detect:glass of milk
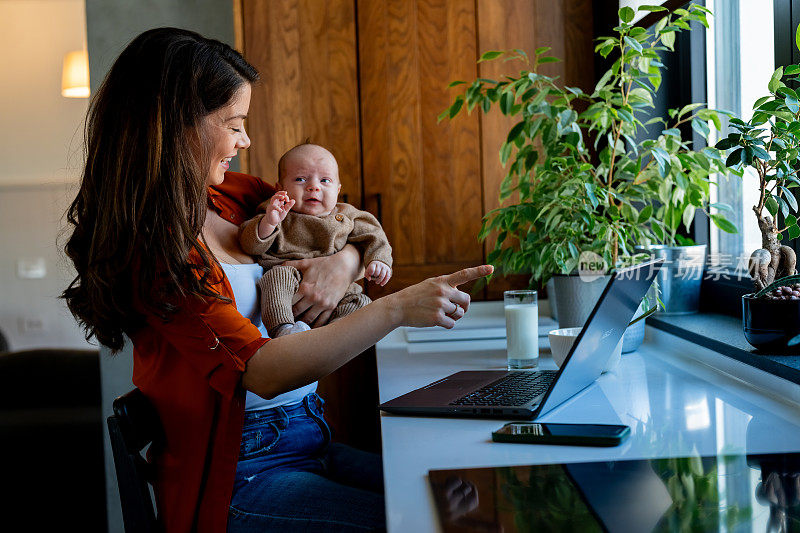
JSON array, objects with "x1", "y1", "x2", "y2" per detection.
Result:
[{"x1": 504, "y1": 290, "x2": 539, "y2": 369}]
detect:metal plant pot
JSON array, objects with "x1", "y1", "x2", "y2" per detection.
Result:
[
  {"x1": 551, "y1": 274, "x2": 645, "y2": 354},
  {"x1": 635, "y1": 244, "x2": 707, "y2": 315},
  {"x1": 552, "y1": 274, "x2": 610, "y2": 329}
]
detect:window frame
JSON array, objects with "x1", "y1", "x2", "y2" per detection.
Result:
[
  {"x1": 637, "y1": 0, "x2": 800, "y2": 316},
  {"x1": 700, "y1": 0, "x2": 800, "y2": 316}
]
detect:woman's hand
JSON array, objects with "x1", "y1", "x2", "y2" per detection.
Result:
[
  {"x1": 387, "y1": 265, "x2": 493, "y2": 329},
  {"x1": 282, "y1": 245, "x2": 361, "y2": 326}
]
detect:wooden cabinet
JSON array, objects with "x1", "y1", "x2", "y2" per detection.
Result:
[
  {"x1": 237, "y1": 0, "x2": 594, "y2": 450},
  {"x1": 241, "y1": 0, "x2": 362, "y2": 204}
]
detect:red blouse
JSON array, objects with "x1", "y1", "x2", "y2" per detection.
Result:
[{"x1": 132, "y1": 172, "x2": 276, "y2": 532}]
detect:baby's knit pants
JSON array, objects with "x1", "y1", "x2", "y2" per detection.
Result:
[{"x1": 258, "y1": 265, "x2": 371, "y2": 336}]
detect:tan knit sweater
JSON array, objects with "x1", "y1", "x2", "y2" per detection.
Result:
[{"x1": 239, "y1": 202, "x2": 393, "y2": 270}]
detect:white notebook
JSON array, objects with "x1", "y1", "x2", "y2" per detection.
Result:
[{"x1": 404, "y1": 303, "x2": 556, "y2": 343}]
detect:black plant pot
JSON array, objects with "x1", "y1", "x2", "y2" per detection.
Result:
[{"x1": 742, "y1": 294, "x2": 800, "y2": 353}]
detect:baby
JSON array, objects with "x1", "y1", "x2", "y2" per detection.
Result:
[{"x1": 239, "y1": 143, "x2": 393, "y2": 337}]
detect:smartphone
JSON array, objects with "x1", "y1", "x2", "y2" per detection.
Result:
[{"x1": 491, "y1": 422, "x2": 630, "y2": 447}]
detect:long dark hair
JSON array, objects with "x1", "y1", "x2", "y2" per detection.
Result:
[{"x1": 62, "y1": 28, "x2": 259, "y2": 352}]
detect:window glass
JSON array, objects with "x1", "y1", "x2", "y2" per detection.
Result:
[{"x1": 706, "y1": 0, "x2": 775, "y2": 273}]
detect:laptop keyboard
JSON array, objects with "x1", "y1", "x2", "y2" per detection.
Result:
[{"x1": 450, "y1": 370, "x2": 558, "y2": 407}]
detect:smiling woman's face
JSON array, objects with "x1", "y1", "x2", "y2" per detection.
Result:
[{"x1": 203, "y1": 83, "x2": 252, "y2": 186}]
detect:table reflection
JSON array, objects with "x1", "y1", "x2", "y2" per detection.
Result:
[{"x1": 429, "y1": 448, "x2": 800, "y2": 532}]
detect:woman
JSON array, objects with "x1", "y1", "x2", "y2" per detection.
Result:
[{"x1": 63, "y1": 28, "x2": 490, "y2": 532}]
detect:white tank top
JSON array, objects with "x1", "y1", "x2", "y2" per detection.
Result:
[{"x1": 219, "y1": 262, "x2": 316, "y2": 410}]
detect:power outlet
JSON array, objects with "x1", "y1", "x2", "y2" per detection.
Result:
[
  {"x1": 16, "y1": 257, "x2": 47, "y2": 279},
  {"x1": 18, "y1": 316, "x2": 45, "y2": 335}
]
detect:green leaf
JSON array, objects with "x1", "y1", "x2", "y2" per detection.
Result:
[
  {"x1": 584, "y1": 182, "x2": 599, "y2": 208},
  {"x1": 725, "y1": 148, "x2": 743, "y2": 167},
  {"x1": 449, "y1": 96, "x2": 464, "y2": 119},
  {"x1": 624, "y1": 36, "x2": 643, "y2": 53},
  {"x1": 781, "y1": 186, "x2": 799, "y2": 211},
  {"x1": 500, "y1": 91, "x2": 514, "y2": 115},
  {"x1": 691, "y1": 118, "x2": 711, "y2": 138},
  {"x1": 534, "y1": 46, "x2": 552, "y2": 56},
  {"x1": 694, "y1": 152, "x2": 710, "y2": 170},
  {"x1": 796, "y1": 22, "x2": 800, "y2": 55},
  {"x1": 766, "y1": 196, "x2": 780, "y2": 216},
  {"x1": 506, "y1": 121, "x2": 525, "y2": 144},
  {"x1": 711, "y1": 214, "x2": 738, "y2": 234},
  {"x1": 619, "y1": 6, "x2": 635, "y2": 22},
  {"x1": 639, "y1": 5, "x2": 666, "y2": 12},
  {"x1": 636, "y1": 205, "x2": 652, "y2": 224},
  {"x1": 594, "y1": 68, "x2": 614, "y2": 94},
  {"x1": 787, "y1": 214, "x2": 798, "y2": 226},
  {"x1": 682, "y1": 204, "x2": 697, "y2": 230},
  {"x1": 752, "y1": 145, "x2": 771, "y2": 161},
  {"x1": 651, "y1": 147, "x2": 671, "y2": 177},
  {"x1": 538, "y1": 56, "x2": 561, "y2": 64},
  {"x1": 479, "y1": 50, "x2": 503, "y2": 62},
  {"x1": 710, "y1": 202, "x2": 732, "y2": 214},
  {"x1": 499, "y1": 142, "x2": 512, "y2": 166},
  {"x1": 678, "y1": 103, "x2": 704, "y2": 119},
  {"x1": 753, "y1": 95, "x2": 772, "y2": 108},
  {"x1": 661, "y1": 30, "x2": 675, "y2": 50},
  {"x1": 769, "y1": 66, "x2": 784, "y2": 93},
  {"x1": 787, "y1": 65, "x2": 800, "y2": 76},
  {"x1": 715, "y1": 135, "x2": 740, "y2": 150},
  {"x1": 447, "y1": 80, "x2": 467, "y2": 88},
  {"x1": 778, "y1": 195, "x2": 791, "y2": 217}
]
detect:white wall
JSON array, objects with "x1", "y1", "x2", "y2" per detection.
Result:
[
  {"x1": 0, "y1": 0, "x2": 89, "y2": 187},
  {"x1": 0, "y1": 0, "x2": 92, "y2": 350},
  {"x1": 0, "y1": 182, "x2": 92, "y2": 350}
]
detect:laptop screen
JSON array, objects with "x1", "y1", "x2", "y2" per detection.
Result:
[{"x1": 536, "y1": 260, "x2": 663, "y2": 418}]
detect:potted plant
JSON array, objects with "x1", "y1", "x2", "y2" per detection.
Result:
[
  {"x1": 441, "y1": 3, "x2": 730, "y2": 344},
  {"x1": 633, "y1": 102, "x2": 736, "y2": 315},
  {"x1": 715, "y1": 47, "x2": 800, "y2": 352}
]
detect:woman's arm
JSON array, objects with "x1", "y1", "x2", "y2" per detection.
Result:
[
  {"x1": 282, "y1": 244, "x2": 361, "y2": 326},
  {"x1": 242, "y1": 265, "x2": 492, "y2": 399}
]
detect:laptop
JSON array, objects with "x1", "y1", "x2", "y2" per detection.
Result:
[{"x1": 379, "y1": 259, "x2": 664, "y2": 419}]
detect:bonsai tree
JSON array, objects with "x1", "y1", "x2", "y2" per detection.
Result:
[
  {"x1": 716, "y1": 60, "x2": 800, "y2": 290},
  {"x1": 441, "y1": 3, "x2": 734, "y2": 285}
]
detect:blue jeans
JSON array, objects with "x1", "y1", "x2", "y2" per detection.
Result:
[{"x1": 228, "y1": 393, "x2": 386, "y2": 532}]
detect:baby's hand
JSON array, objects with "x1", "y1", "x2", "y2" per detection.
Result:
[
  {"x1": 365, "y1": 261, "x2": 392, "y2": 286},
  {"x1": 264, "y1": 191, "x2": 295, "y2": 226}
]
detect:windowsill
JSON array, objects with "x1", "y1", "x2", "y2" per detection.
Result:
[{"x1": 648, "y1": 313, "x2": 800, "y2": 386}]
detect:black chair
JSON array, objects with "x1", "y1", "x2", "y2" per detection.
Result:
[
  {"x1": 107, "y1": 388, "x2": 163, "y2": 533},
  {"x1": 0, "y1": 348, "x2": 105, "y2": 531}
]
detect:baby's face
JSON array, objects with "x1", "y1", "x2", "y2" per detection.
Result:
[{"x1": 279, "y1": 146, "x2": 341, "y2": 216}]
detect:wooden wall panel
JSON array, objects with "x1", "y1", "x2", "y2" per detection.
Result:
[
  {"x1": 417, "y1": 0, "x2": 482, "y2": 264},
  {"x1": 359, "y1": 0, "x2": 483, "y2": 298},
  {"x1": 359, "y1": 0, "x2": 426, "y2": 266},
  {"x1": 476, "y1": 0, "x2": 595, "y2": 298},
  {"x1": 242, "y1": 0, "x2": 361, "y2": 203}
]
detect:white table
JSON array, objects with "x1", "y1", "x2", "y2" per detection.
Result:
[{"x1": 375, "y1": 302, "x2": 800, "y2": 532}]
